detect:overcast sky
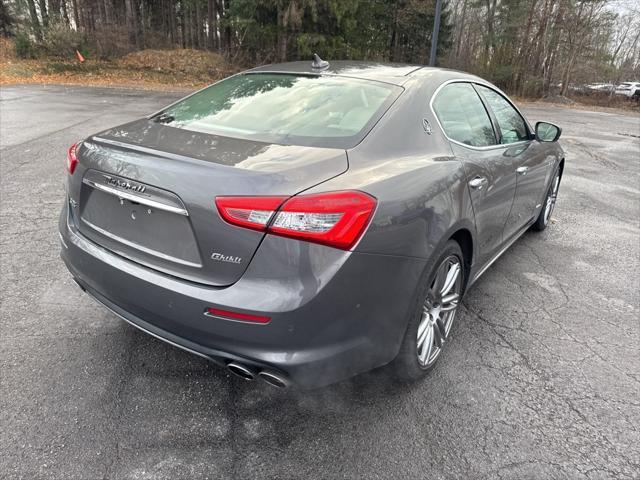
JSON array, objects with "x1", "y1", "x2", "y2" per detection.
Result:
[{"x1": 608, "y1": 0, "x2": 638, "y2": 14}]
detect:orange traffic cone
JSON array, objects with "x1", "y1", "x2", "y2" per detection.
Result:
[{"x1": 76, "y1": 50, "x2": 85, "y2": 63}]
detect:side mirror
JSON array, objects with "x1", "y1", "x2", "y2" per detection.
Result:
[{"x1": 535, "y1": 121, "x2": 561, "y2": 142}]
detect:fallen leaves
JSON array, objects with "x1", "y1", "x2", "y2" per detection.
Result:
[{"x1": 0, "y1": 45, "x2": 239, "y2": 91}]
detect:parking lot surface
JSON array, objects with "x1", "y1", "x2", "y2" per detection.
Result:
[{"x1": 1, "y1": 85, "x2": 639, "y2": 479}]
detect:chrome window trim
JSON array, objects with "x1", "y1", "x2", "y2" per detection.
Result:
[
  {"x1": 429, "y1": 78, "x2": 533, "y2": 152},
  {"x1": 473, "y1": 82, "x2": 533, "y2": 143}
]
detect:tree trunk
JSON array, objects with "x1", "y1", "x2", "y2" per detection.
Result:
[
  {"x1": 71, "y1": 0, "x2": 79, "y2": 29},
  {"x1": 38, "y1": 0, "x2": 49, "y2": 27},
  {"x1": 190, "y1": 3, "x2": 197, "y2": 48},
  {"x1": 512, "y1": 0, "x2": 537, "y2": 94},
  {"x1": 483, "y1": 0, "x2": 497, "y2": 64},
  {"x1": 559, "y1": 53, "x2": 577, "y2": 96},
  {"x1": 102, "y1": 0, "x2": 111, "y2": 25},
  {"x1": 223, "y1": 0, "x2": 231, "y2": 55},
  {"x1": 26, "y1": 0, "x2": 43, "y2": 40},
  {"x1": 277, "y1": 2, "x2": 288, "y2": 61},
  {"x1": 124, "y1": 0, "x2": 140, "y2": 49},
  {"x1": 388, "y1": 0, "x2": 400, "y2": 62},
  {"x1": 196, "y1": 2, "x2": 203, "y2": 49},
  {"x1": 208, "y1": 0, "x2": 217, "y2": 50},
  {"x1": 169, "y1": 0, "x2": 176, "y2": 45},
  {"x1": 454, "y1": 0, "x2": 467, "y2": 60},
  {"x1": 61, "y1": 0, "x2": 70, "y2": 25}
]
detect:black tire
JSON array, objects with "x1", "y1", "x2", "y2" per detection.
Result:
[
  {"x1": 531, "y1": 168, "x2": 561, "y2": 232},
  {"x1": 391, "y1": 239, "x2": 465, "y2": 382}
]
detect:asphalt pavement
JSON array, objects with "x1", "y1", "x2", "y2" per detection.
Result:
[{"x1": 1, "y1": 85, "x2": 639, "y2": 479}]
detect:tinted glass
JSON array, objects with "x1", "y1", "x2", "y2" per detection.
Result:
[
  {"x1": 476, "y1": 85, "x2": 529, "y2": 144},
  {"x1": 155, "y1": 73, "x2": 399, "y2": 148},
  {"x1": 432, "y1": 83, "x2": 496, "y2": 147}
]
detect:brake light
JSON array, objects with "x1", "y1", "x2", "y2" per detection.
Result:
[
  {"x1": 216, "y1": 191, "x2": 377, "y2": 250},
  {"x1": 215, "y1": 196, "x2": 288, "y2": 231},
  {"x1": 67, "y1": 142, "x2": 79, "y2": 174}
]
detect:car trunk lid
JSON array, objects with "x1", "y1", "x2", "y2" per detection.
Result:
[{"x1": 70, "y1": 119, "x2": 348, "y2": 286}]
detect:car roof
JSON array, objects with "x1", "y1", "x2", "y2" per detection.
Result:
[{"x1": 247, "y1": 60, "x2": 479, "y2": 86}]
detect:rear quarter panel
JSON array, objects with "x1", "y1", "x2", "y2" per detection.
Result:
[{"x1": 310, "y1": 72, "x2": 477, "y2": 265}]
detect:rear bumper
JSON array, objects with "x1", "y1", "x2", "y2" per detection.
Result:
[{"x1": 59, "y1": 201, "x2": 426, "y2": 388}]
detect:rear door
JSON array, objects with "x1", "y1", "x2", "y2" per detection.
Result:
[
  {"x1": 432, "y1": 82, "x2": 517, "y2": 265},
  {"x1": 474, "y1": 84, "x2": 551, "y2": 240}
]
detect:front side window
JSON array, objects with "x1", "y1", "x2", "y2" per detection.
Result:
[
  {"x1": 154, "y1": 73, "x2": 400, "y2": 149},
  {"x1": 432, "y1": 83, "x2": 496, "y2": 147},
  {"x1": 475, "y1": 85, "x2": 529, "y2": 144}
]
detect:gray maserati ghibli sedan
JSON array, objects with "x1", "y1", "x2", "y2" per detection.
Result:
[{"x1": 59, "y1": 59, "x2": 564, "y2": 388}]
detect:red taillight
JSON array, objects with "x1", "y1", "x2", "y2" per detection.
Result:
[
  {"x1": 205, "y1": 307, "x2": 271, "y2": 324},
  {"x1": 215, "y1": 191, "x2": 377, "y2": 250},
  {"x1": 215, "y1": 196, "x2": 288, "y2": 231},
  {"x1": 67, "y1": 142, "x2": 79, "y2": 174}
]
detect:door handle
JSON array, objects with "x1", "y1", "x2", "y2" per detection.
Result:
[
  {"x1": 516, "y1": 166, "x2": 529, "y2": 175},
  {"x1": 469, "y1": 176, "x2": 488, "y2": 190}
]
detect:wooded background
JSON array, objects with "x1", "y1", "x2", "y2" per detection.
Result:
[{"x1": 1, "y1": 0, "x2": 639, "y2": 97}]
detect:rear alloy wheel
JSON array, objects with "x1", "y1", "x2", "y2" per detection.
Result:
[
  {"x1": 392, "y1": 240, "x2": 465, "y2": 381},
  {"x1": 417, "y1": 255, "x2": 462, "y2": 368},
  {"x1": 532, "y1": 170, "x2": 561, "y2": 231}
]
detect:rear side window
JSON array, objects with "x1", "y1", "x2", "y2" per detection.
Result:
[
  {"x1": 154, "y1": 73, "x2": 401, "y2": 149},
  {"x1": 475, "y1": 85, "x2": 529, "y2": 144},
  {"x1": 432, "y1": 83, "x2": 496, "y2": 147}
]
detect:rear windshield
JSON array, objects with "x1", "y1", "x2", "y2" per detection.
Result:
[{"x1": 154, "y1": 73, "x2": 401, "y2": 149}]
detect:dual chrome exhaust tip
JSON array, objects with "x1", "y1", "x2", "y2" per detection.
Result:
[{"x1": 226, "y1": 361, "x2": 289, "y2": 388}]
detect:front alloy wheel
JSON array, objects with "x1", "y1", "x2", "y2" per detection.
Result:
[
  {"x1": 543, "y1": 174, "x2": 560, "y2": 226},
  {"x1": 533, "y1": 169, "x2": 561, "y2": 231}
]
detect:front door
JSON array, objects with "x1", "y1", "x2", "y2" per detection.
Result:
[
  {"x1": 508, "y1": 142, "x2": 553, "y2": 238},
  {"x1": 474, "y1": 85, "x2": 552, "y2": 240}
]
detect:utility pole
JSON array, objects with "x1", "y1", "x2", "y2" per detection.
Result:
[{"x1": 429, "y1": 0, "x2": 443, "y2": 67}]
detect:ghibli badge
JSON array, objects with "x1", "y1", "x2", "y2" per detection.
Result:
[
  {"x1": 211, "y1": 252, "x2": 242, "y2": 264},
  {"x1": 104, "y1": 175, "x2": 146, "y2": 194}
]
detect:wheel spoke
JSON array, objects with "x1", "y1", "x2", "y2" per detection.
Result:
[
  {"x1": 431, "y1": 262, "x2": 447, "y2": 295},
  {"x1": 417, "y1": 316, "x2": 430, "y2": 347},
  {"x1": 442, "y1": 292, "x2": 459, "y2": 305},
  {"x1": 418, "y1": 325, "x2": 434, "y2": 364},
  {"x1": 441, "y1": 291, "x2": 460, "y2": 312},
  {"x1": 440, "y1": 263, "x2": 460, "y2": 296},
  {"x1": 440, "y1": 302, "x2": 459, "y2": 312},
  {"x1": 435, "y1": 318, "x2": 446, "y2": 343}
]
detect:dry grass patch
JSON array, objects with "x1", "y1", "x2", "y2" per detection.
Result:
[
  {"x1": 1, "y1": 41, "x2": 238, "y2": 90},
  {"x1": 120, "y1": 49, "x2": 229, "y2": 75}
]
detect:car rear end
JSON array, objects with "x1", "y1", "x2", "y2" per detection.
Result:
[
  {"x1": 614, "y1": 82, "x2": 639, "y2": 97},
  {"x1": 59, "y1": 71, "x2": 422, "y2": 388}
]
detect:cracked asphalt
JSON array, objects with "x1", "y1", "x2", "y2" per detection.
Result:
[{"x1": 1, "y1": 85, "x2": 639, "y2": 480}]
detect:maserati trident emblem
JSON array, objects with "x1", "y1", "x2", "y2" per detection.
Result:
[
  {"x1": 422, "y1": 118, "x2": 432, "y2": 134},
  {"x1": 211, "y1": 252, "x2": 242, "y2": 264},
  {"x1": 103, "y1": 175, "x2": 146, "y2": 194}
]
